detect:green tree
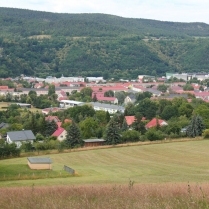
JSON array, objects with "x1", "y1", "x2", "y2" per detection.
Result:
[
  {"x1": 135, "y1": 98, "x2": 158, "y2": 120},
  {"x1": 79, "y1": 117, "x2": 99, "y2": 139},
  {"x1": 104, "y1": 90, "x2": 114, "y2": 97},
  {"x1": 161, "y1": 105, "x2": 178, "y2": 120},
  {"x1": 66, "y1": 121, "x2": 82, "y2": 148},
  {"x1": 157, "y1": 84, "x2": 168, "y2": 93},
  {"x1": 80, "y1": 87, "x2": 93, "y2": 97},
  {"x1": 186, "y1": 115, "x2": 204, "y2": 137},
  {"x1": 122, "y1": 130, "x2": 140, "y2": 143},
  {"x1": 104, "y1": 118, "x2": 121, "y2": 145},
  {"x1": 48, "y1": 84, "x2": 55, "y2": 96},
  {"x1": 45, "y1": 120, "x2": 58, "y2": 137}
]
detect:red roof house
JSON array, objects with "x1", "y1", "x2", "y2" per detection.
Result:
[
  {"x1": 145, "y1": 118, "x2": 168, "y2": 129},
  {"x1": 125, "y1": 116, "x2": 146, "y2": 126},
  {"x1": 52, "y1": 127, "x2": 67, "y2": 141}
]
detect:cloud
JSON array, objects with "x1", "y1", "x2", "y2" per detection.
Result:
[{"x1": 0, "y1": 0, "x2": 209, "y2": 23}]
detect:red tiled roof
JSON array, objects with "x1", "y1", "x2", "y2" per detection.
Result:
[
  {"x1": 52, "y1": 127, "x2": 65, "y2": 137},
  {"x1": 125, "y1": 116, "x2": 136, "y2": 126},
  {"x1": 125, "y1": 116, "x2": 146, "y2": 126},
  {"x1": 145, "y1": 118, "x2": 167, "y2": 129}
]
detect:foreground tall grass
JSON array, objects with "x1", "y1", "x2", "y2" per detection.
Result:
[{"x1": 0, "y1": 183, "x2": 209, "y2": 209}]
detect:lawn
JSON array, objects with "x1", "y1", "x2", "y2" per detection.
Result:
[{"x1": 1, "y1": 139, "x2": 209, "y2": 187}]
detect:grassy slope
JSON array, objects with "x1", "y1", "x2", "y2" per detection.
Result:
[{"x1": 1, "y1": 139, "x2": 209, "y2": 187}]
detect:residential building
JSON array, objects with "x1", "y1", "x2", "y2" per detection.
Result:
[{"x1": 6, "y1": 130, "x2": 36, "y2": 148}]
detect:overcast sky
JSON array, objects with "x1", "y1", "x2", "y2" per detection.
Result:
[{"x1": 1, "y1": 0, "x2": 209, "y2": 24}]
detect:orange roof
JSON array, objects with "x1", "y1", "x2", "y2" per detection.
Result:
[
  {"x1": 145, "y1": 118, "x2": 167, "y2": 129},
  {"x1": 125, "y1": 116, "x2": 136, "y2": 126},
  {"x1": 64, "y1": 119, "x2": 72, "y2": 123}
]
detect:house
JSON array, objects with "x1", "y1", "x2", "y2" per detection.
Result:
[
  {"x1": 83, "y1": 139, "x2": 106, "y2": 147},
  {"x1": 27, "y1": 157, "x2": 52, "y2": 170},
  {"x1": 146, "y1": 88, "x2": 162, "y2": 97},
  {"x1": 52, "y1": 127, "x2": 67, "y2": 141},
  {"x1": 124, "y1": 94, "x2": 136, "y2": 105},
  {"x1": 59, "y1": 100, "x2": 84, "y2": 108},
  {"x1": 125, "y1": 116, "x2": 146, "y2": 127},
  {"x1": 90, "y1": 102, "x2": 125, "y2": 114},
  {"x1": 6, "y1": 130, "x2": 36, "y2": 148},
  {"x1": 145, "y1": 118, "x2": 168, "y2": 129}
]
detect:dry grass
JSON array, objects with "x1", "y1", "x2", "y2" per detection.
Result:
[{"x1": 0, "y1": 183, "x2": 209, "y2": 209}]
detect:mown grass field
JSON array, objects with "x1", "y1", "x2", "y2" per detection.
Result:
[{"x1": 1, "y1": 139, "x2": 209, "y2": 187}]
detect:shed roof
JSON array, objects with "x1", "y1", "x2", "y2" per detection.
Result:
[{"x1": 27, "y1": 157, "x2": 52, "y2": 164}]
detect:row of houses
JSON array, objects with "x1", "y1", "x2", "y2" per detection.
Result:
[{"x1": 5, "y1": 115, "x2": 168, "y2": 149}]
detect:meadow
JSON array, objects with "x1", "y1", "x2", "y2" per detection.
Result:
[
  {"x1": 1, "y1": 139, "x2": 209, "y2": 208},
  {"x1": 1, "y1": 139, "x2": 209, "y2": 186}
]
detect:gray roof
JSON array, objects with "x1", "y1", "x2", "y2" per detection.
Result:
[
  {"x1": 27, "y1": 157, "x2": 52, "y2": 164},
  {"x1": 7, "y1": 130, "x2": 36, "y2": 141},
  {"x1": 83, "y1": 139, "x2": 106, "y2": 143}
]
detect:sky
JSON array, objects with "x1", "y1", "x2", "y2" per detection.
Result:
[{"x1": 0, "y1": 0, "x2": 209, "y2": 24}]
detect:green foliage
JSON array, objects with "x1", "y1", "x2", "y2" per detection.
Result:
[
  {"x1": 65, "y1": 105, "x2": 95, "y2": 123},
  {"x1": 0, "y1": 143, "x2": 21, "y2": 158},
  {"x1": 48, "y1": 84, "x2": 55, "y2": 96},
  {"x1": 122, "y1": 130, "x2": 140, "y2": 143},
  {"x1": 186, "y1": 115, "x2": 205, "y2": 137},
  {"x1": 183, "y1": 84, "x2": 194, "y2": 91},
  {"x1": 79, "y1": 117, "x2": 99, "y2": 139},
  {"x1": 135, "y1": 98, "x2": 158, "y2": 120},
  {"x1": 202, "y1": 129, "x2": 209, "y2": 139},
  {"x1": 104, "y1": 118, "x2": 121, "y2": 145},
  {"x1": 1, "y1": 9, "x2": 209, "y2": 78},
  {"x1": 145, "y1": 128, "x2": 165, "y2": 141},
  {"x1": 161, "y1": 105, "x2": 178, "y2": 120},
  {"x1": 104, "y1": 90, "x2": 114, "y2": 97},
  {"x1": 66, "y1": 121, "x2": 83, "y2": 148},
  {"x1": 157, "y1": 84, "x2": 168, "y2": 93}
]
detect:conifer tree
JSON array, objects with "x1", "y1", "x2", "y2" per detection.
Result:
[
  {"x1": 186, "y1": 115, "x2": 204, "y2": 137},
  {"x1": 121, "y1": 119, "x2": 128, "y2": 132},
  {"x1": 66, "y1": 121, "x2": 82, "y2": 148},
  {"x1": 104, "y1": 118, "x2": 121, "y2": 145}
]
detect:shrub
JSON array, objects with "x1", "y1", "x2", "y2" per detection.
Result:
[
  {"x1": 202, "y1": 129, "x2": 209, "y2": 139},
  {"x1": 145, "y1": 128, "x2": 165, "y2": 141},
  {"x1": 122, "y1": 130, "x2": 140, "y2": 143}
]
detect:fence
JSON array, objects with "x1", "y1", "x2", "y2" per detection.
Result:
[{"x1": 63, "y1": 165, "x2": 75, "y2": 175}]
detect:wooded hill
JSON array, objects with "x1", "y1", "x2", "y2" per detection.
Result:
[{"x1": 0, "y1": 7, "x2": 209, "y2": 78}]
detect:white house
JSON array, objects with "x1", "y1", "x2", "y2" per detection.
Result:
[{"x1": 6, "y1": 130, "x2": 36, "y2": 148}]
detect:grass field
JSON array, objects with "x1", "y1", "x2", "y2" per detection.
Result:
[
  {"x1": 1, "y1": 139, "x2": 209, "y2": 208},
  {"x1": 0, "y1": 102, "x2": 41, "y2": 112},
  {"x1": 1, "y1": 139, "x2": 209, "y2": 187}
]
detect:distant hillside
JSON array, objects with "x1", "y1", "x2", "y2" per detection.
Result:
[{"x1": 0, "y1": 7, "x2": 209, "y2": 78}]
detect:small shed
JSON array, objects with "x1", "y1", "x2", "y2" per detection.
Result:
[
  {"x1": 27, "y1": 157, "x2": 52, "y2": 170},
  {"x1": 83, "y1": 139, "x2": 106, "y2": 147}
]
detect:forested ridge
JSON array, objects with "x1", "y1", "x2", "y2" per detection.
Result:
[{"x1": 0, "y1": 7, "x2": 209, "y2": 78}]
